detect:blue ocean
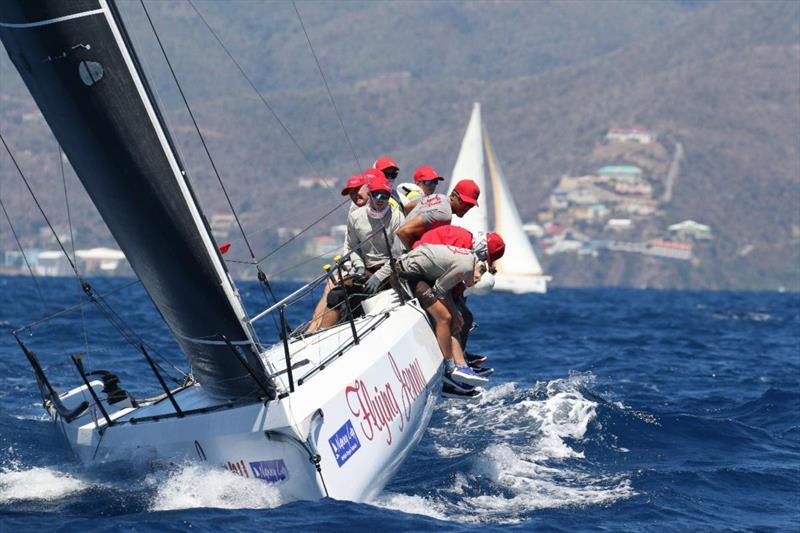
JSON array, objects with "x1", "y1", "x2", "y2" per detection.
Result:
[{"x1": 0, "y1": 275, "x2": 798, "y2": 531}]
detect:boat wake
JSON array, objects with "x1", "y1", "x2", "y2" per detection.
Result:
[
  {"x1": 374, "y1": 373, "x2": 635, "y2": 524},
  {"x1": 0, "y1": 463, "x2": 90, "y2": 503}
]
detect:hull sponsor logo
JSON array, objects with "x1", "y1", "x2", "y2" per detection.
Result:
[
  {"x1": 345, "y1": 352, "x2": 426, "y2": 446},
  {"x1": 328, "y1": 419, "x2": 361, "y2": 467},
  {"x1": 250, "y1": 459, "x2": 289, "y2": 483},
  {"x1": 224, "y1": 459, "x2": 249, "y2": 478}
]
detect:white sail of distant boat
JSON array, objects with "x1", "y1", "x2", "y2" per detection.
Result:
[
  {"x1": 448, "y1": 103, "x2": 550, "y2": 294},
  {"x1": 0, "y1": 0, "x2": 443, "y2": 503},
  {"x1": 448, "y1": 103, "x2": 488, "y2": 236}
]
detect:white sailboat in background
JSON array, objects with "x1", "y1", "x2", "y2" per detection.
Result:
[{"x1": 448, "y1": 103, "x2": 550, "y2": 294}]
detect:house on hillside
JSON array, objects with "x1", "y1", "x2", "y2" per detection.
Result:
[
  {"x1": 606, "y1": 127, "x2": 655, "y2": 144},
  {"x1": 210, "y1": 213, "x2": 235, "y2": 240},
  {"x1": 297, "y1": 176, "x2": 337, "y2": 189},
  {"x1": 615, "y1": 198, "x2": 657, "y2": 217},
  {"x1": 668, "y1": 220, "x2": 713, "y2": 241},
  {"x1": 598, "y1": 165, "x2": 643, "y2": 182},
  {"x1": 645, "y1": 240, "x2": 692, "y2": 261},
  {"x1": 76, "y1": 247, "x2": 127, "y2": 275},
  {"x1": 306, "y1": 235, "x2": 340, "y2": 258}
]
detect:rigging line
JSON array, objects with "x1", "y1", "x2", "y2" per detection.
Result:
[
  {"x1": 291, "y1": 0, "x2": 363, "y2": 172},
  {"x1": 0, "y1": 194, "x2": 48, "y2": 317},
  {"x1": 1, "y1": 135, "x2": 182, "y2": 380},
  {"x1": 253, "y1": 197, "x2": 349, "y2": 265},
  {"x1": 139, "y1": 0, "x2": 257, "y2": 261},
  {"x1": 17, "y1": 279, "x2": 138, "y2": 330},
  {"x1": 185, "y1": 0, "x2": 332, "y2": 192},
  {"x1": 0, "y1": 133, "x2": 79, "y2": 276},
  {"x1": 59, "y1": 145, "x2": 90, "y2": 359}
]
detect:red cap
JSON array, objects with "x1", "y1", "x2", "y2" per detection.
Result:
[
  {"x1": 341, "y1": 173, "x2": 367, "y2": 196},
  {"x1": 374, "y1": 156, "x2": 399, "y2": 171},
  {"x1": 368, "y1": 175, "x2": 392, "y2": 194},
  {"x1": 413, "y1": 165, "x2": 444, "y2": 182},
  {"x1": 486, "y1": 232, "x2": 505, "y2": 265},
  {"x1": 361, "y1": 168, "x2": 386, "y2": 184},
  {"x1": 453, "y1": 179, "x2": 480, "y2": 205}
]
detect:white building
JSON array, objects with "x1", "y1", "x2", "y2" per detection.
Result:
[{"x1": 606, "y1": 127, "x2": 655, "y2": 144}]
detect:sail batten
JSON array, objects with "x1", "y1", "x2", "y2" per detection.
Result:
[{"x1": 0, "y1": 0, "x2": 270, "y2": 399}]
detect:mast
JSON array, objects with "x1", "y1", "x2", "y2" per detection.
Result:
[{"x1": 0, "y1": 0, "x2": 272, "y2": 400}]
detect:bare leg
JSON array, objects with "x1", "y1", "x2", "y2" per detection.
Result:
[
  {"x1": 450, "y1": 335, "x2": 467, "y2": 367},
  {"x1": 307, "y1": 279, "x2": 334, "y2": 333},
  {"x1": 424, "y1": 299, "x2": 453, "y2": 361}
]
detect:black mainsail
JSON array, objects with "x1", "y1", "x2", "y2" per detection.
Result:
[{"x1": 0, "y1": 0, "x2": 271, "y2": 400}]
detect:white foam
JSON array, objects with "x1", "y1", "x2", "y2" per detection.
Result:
[
  {"x1": 149, "y1": 464, "x2": 283, "y2": 511},
  {"x1": 372, "y1": 492, "x2": 449, "y2": 521},
  {"x1": 0, "y1": 466, "x2": 89, "y2": 502},
  {"x1": 382, "y1": 375, "x2": 635, "y2": 525},
  {"x1": 433, "y1": 444, "x2": 469, "y2": 458}
]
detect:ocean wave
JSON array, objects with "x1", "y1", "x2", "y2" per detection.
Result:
[
  {"x1": 0, "y1": 464, "x2": 90, "y2": 503},
  {"x1": 147, "y1": 463, "x2": 283, "y2": 511},
  {"x1": 376, "y1": 374, "x2": 635, "y2": 524}
]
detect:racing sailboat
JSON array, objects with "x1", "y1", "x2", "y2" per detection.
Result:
[
  {"x1": 448, "y1": 103, "x2": 550, "y2": 294},
  {"x1": 0, "y1": 0, "x2": 442, "y2": 502}
]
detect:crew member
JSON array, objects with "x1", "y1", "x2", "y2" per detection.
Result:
[
  {"x1": 396, "y1": 179, "x2": 480, "y2": 250},
  {"x1": 412, "y1": 225, "x2": 504, "y2": 377},
  {"x1": 311, "y1": 173, "x2": 404, "y2": 331},
  {"x1": 386, "y1": 242, "x2": 499, "y2": 399},
  {"x1": 373, "y1": 155, "x2": 403, "y2": 209}
]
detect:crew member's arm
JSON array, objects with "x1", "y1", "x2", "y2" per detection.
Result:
[
  {"x1": 344, "y1": 216, "x2": 365, "y2": 273},
  {"x1": 403, "y1": 198, "x2": 420, "y2": 215},
  {"x1": 396, "y1": 216, "x2": 426, "y2": 250},
  {"x1": 372, "y1": 212, "x2": 406, "y2": 283}
]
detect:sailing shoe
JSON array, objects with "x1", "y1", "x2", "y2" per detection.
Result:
[
  {"x1": 441, "y1": 382, "x2": 483, "y2": 400},
  {"x1": 450, "y1": 365, "x2": 489, "y2": 386},
  {"x1": 442, "y1": 373, "x2": 474, "y2": 393},
  {"x1": 472, "y1": 366, "x2": 495, "y2": 378},
  {"x1": 466, "y1": 352, "x2": 489, "y2": 367}
]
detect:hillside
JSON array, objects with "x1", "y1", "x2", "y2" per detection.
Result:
[{"x1": 1, "y1": 1, "x2": 798, "y2": 289}]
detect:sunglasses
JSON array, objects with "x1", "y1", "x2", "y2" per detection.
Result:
[
  {"x1": 371, "y1": 191, "x2": 390, "y2": 201},
  {"x1": 383, "y1": 170, "x2": 399, "y2": 180},
  {"x1": 419, "y1": 179, "x2": 439, "y2": 187}
]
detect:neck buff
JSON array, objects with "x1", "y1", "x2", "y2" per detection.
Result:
[
  {"x1": 472, "y1": 232, "x2": 489, "y2": 262},
  {"x1": 368, "y1": 201, "x2": 390, "y2": 219}
]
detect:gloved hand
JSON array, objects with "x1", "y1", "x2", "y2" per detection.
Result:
[
  {"x1": 351, "y1": 265, "x2": 365, "y2": 277},
  {"x1": 365, "y1": 275, "x2": 382, "y2": 294}
]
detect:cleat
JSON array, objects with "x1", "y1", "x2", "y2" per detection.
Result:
[
  {"x1": 466, "y1": 352, "x2": 488, "y2": 366},
  {"x1": 450, "y1": 365, "x2": 489, "y2": 386},
  {"x1": 472, "y1": 366, "x2": 494, "y2": 378},
  {"x1": 441, "y1": 382, "x2": 483, "y2": 400}
]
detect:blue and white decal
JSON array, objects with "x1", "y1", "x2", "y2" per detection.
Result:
[
  {"x1": 329, "y1": 419, "x2": 361, "y2": 467},
  {"x1": 249, "y1": 459, "x2": 288, "y2": 483}
]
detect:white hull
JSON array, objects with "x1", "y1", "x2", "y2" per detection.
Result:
[
  {"x1": 493, "y1": 274, "x2": 550, "y2": 294},
  {"x1": 51, "y1": 300, "x2": 443, "y2": 502}
]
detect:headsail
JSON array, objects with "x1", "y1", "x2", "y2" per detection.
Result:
[
  {"x1": 484, "y1": 127, "x2": 544, "y2": 277},
  {"x1": 448, "y1": 102, "x2": 488, "y2": 235},
  {"x1": 0, "y1": 0, "x2": 271, "y2": 400}
]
